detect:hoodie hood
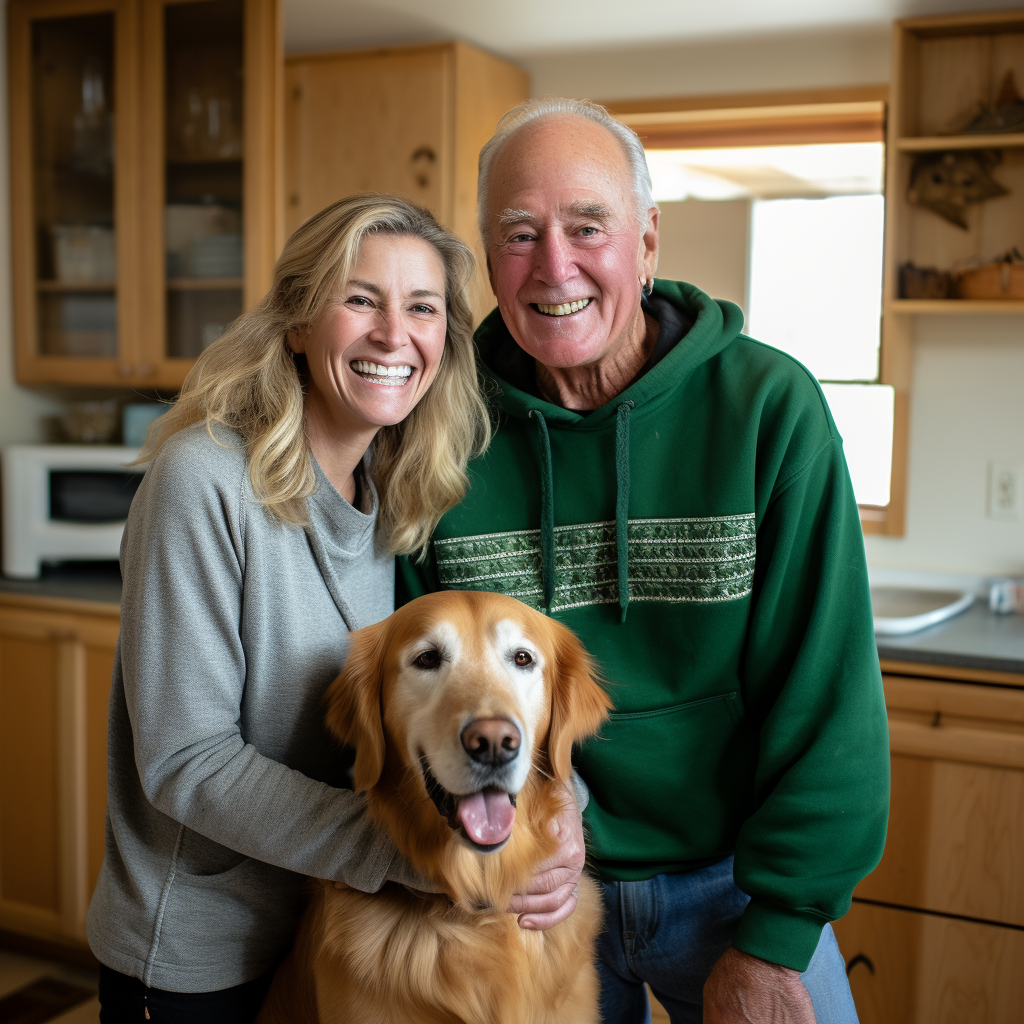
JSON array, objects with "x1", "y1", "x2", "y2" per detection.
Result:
[
  {"x1": 474, "y1": 278, "x2": 745, "y2": 429},
  {"x1": 472, "y1": 279, "x2": 744, "y2": 621}
]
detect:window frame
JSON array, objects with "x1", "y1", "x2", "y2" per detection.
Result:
[{"x1": 603, "y1": 85, "x2": 905, "y2": 536}]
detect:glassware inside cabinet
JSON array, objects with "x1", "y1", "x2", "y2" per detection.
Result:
[
  {"x1": 31, "y1": 12, "x2": 117, "y2": 358},
  {"x1": 164, "y1": 0, "x2": 244, "y2": 361}
]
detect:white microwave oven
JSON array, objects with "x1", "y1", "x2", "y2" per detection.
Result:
[{"x1": 1, "y1": 444, "x2": 143, "y2": 579}]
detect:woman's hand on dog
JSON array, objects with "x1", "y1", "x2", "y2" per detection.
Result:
[{"x1": 508, "y1": 784, "x2": 585, "y2": 930}]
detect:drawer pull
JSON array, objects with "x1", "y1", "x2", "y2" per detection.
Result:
[
  {"x1": 846, "y1": 953, "x2": 874, "y2": 976},
  {"x1": 887, "y1": 718, "x2": 1024, "y2": 769}
]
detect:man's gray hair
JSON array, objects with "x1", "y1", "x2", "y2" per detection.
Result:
[{"x1": 477, "y1": 97, "x2": 656, "y2": 244}]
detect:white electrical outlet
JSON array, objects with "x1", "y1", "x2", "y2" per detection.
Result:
[{"x1": 988, "y1": 461, "x2": 1023, "y2": 521}]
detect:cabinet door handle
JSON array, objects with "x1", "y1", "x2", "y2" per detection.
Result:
[
  {"x1": 410, "y1": 147, "x2": 436, "y2": 188},
  {"x1": 846, "y1": 953, "x2": 874, "y2": 976}
]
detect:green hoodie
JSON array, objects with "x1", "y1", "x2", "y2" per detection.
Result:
[{"x1": 398, "y1": 279, "x2": 889, "y2": 971}]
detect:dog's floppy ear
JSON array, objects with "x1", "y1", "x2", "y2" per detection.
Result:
[
  {"x1": 545, "y1": 618, "x2": 612, "y2": 783},
  {"x1": 325, "y1": 619, "x2": 390, "y2": 791}
]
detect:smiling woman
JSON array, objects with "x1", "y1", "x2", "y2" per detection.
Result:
[{"x1": 84, "y1": 194, "x2": 494, "y2": 1023}]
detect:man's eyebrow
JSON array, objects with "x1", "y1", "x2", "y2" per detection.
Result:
[
  {"x1": 566, "y1": 200, "x2": 612, "y2": 220},
  {"x1": 495, "y1": 202, "x2": 612, "y2": 229},
  {"x1": 496, "y1": 208, "x2": 535, "y2": 228}
]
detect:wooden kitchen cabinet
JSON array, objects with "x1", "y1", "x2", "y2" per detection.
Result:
[
  {"x1": 8, "y1": 0, "x2": 283, "y2": 389},
  {"x1": 0, "y1": 594, "x2": 119, "y2": 946},
  {"x1": 833, "y1": 662, "x2": 1024, "y2": 1024},
  {"x1": 285, "y1": 42, "x2": 528, "y2": 321},
  {"x1": 838, "y1": 900, "x2": 1024, "y2": 1023}
]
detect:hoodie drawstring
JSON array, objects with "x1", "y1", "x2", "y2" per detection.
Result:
[
  {"x1": 615, "y1": 401, "x2": 634, "y2": 623},
  {"x1": 529, "y1": 410, "x2": 557, "y2": 610},
  {"x1": 531, "y1": 402, "x2": 634, "y2": 621}
]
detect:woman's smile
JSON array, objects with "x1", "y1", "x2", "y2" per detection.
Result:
[{"x1": 350, "y1": 359, "x2": 415, "y2": 385}]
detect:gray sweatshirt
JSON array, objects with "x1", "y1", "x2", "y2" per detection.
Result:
[{"x1": 86, "y1": 423, "x2": 407, "y2": 992}]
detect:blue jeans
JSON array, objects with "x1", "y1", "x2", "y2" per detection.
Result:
[{"x1": 597, "y1": 857, "x2": 859, "y2": 1024}]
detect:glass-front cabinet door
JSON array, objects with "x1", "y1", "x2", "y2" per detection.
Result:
[
  {"x1": 139, "y1": 0, "x2": 281, "y2": 387},
  {"x1": 160, "y1": 0, "x2": 244, "y2": 365},
  {"x1": 10, "y1": 0, "x2": 141, "y2": 384},
  {"x1": 9, "y1": 0, "x2": 282, "y2": 388}
]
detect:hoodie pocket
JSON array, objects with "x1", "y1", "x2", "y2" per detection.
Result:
[{"x1": 579, "y1": 692, "x2": 755, "y2": 865}]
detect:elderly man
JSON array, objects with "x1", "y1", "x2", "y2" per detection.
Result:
[{"x1": 400, "y1": 98, "x2": 888, "y2": 1023}]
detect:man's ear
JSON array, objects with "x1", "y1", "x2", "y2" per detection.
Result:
[
  {"x1": 641, "y1": 205, "x2": 660, "y2": 286},
  {"x1": 545, "y1": 618, "x2": 612, "y2": 783},
  {"x1": 324, "y1": 620, "x2": 390, "y2": 791}
]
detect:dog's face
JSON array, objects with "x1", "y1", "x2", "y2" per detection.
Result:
[{"x1": 326, "y1": 591, "x2": 610, "y2": 855}]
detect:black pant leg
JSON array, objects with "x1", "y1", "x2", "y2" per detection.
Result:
[{"x1": 98, "y1": 965, "x2": 274, "y2": 1024}]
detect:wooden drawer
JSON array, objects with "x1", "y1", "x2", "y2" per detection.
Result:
[
  {"x1": 857, "y1": 677, "x2": 1024, "y2": 927},
  {"x1": 834, "y1": 900, "x2": 1024, "y2": 1024}
]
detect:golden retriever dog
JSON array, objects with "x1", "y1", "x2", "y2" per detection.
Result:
[{"x1": 257, "y1": 590, "x2": 611, "y2": 1024}]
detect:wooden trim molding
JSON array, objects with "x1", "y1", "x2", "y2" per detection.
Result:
[
  {"x1": 603, "y1": 86, "x2": 887, "y2": 150},
  {"x1": 880, "y1": 658, "x2": 1024, "y2": 689},
  {"x1": 603, "y1": 85, "x2": 889, "y2": 116}
]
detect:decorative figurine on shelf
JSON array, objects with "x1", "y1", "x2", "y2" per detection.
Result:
[
  {"x1": 953, "y1": 247, "x2": 1024, "y2": 300},
  {"x1": 906, "y1": 149, "x2": 1007, "y2": 229},
  {"x1": 898, "y1": 261, "x2": 954, "y2": 299},
  {"x1": 955, "y1": 71, "x2": 1024, "y2": 135}
]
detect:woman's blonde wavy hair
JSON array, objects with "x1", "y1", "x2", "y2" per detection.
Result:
[{"x1": 142, "y1": 193, "x2": 491, "y2": 557}]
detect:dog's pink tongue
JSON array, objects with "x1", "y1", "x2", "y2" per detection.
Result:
[{"x1": 456, "y1": 788, "x2": 515, "y2": 845}]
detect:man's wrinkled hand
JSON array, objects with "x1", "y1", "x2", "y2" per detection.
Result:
[
  {"x1": 704, "y1": 947, "x2": 817, "y2": 1024},
  {"x1": 508, "y1": 784, "x2": 584, "y2": 930}
]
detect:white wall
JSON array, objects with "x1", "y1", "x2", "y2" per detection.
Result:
[
  {"x1": 0, "y1": 5, "x2": 63, "y2": 444},
  {"x1": 520, "y1": 26, "x2": 891, "y2": 102},
  {"x1": 656, "y1": 200, "x2": 750, "y2": 310},
  {"x1": 865, "y1": 316, "x2": 1024, "y2": 577}
]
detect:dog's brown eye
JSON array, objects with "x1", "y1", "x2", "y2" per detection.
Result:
[
  {"x1": 513, "y1": 650, "x2": 533, "y2": 667},
  {"x1": 413, "y1": 649, "x2": 442, "y2": 670}
]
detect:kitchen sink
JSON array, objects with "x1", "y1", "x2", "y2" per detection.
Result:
[{"x1": 871, "y1": 586, "x2": 975, "y2": 636}]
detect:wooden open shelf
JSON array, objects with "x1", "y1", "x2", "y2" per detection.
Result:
[
  {"x1": 874, "y1": 10, "x2": 1024, "y2": 539},
  {"x1": 896, "y1": 132, "x2": 1024, "y2": 151},
  {"x1": 887, "y1": 298, "x2": 1024, "y2": 314}
]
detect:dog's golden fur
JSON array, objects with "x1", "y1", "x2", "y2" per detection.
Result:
[{"x1": 257, "y1": 590, "x2": 611, "y2": 1024}]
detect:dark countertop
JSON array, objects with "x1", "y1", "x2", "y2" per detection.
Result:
[
  {"x1": 0, "y1": 562, "x2": 123, "y2": 606},
  {"x1": 876, "y1": 601, "x2": 1024, "y2": 677},
  {"x1": 2, "y1": 567, "x2": 1022, "y2": 676}
]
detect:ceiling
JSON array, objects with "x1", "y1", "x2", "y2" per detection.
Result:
[{"x1": 284, "y1": 0, "x2": 1024, "y2": 58}]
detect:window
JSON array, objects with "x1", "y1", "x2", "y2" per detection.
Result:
[
  {"x1": 612, "y1": 88, "x2": 895, "y2": 524},
  {"x1": 748, "y1": 191, "x2": 893, "y2": 507}
]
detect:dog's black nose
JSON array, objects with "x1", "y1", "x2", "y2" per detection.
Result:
[{"x1": 461, "y1": 719, "x2": 520, "y2": 766}]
